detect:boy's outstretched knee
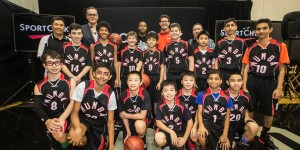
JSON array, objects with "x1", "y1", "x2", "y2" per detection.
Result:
[
  {"x1": 245, "y1": 121, "x2": 259, "y2": 137},
  {"x1": 135, "y1": 120, "x2": 147, "y2": 136},
  {"x1": 154, "y1": 132, "x2": 167, "y2": 147}
]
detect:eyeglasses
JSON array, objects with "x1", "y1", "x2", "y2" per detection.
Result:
[
  {"x1": 87, "y1": 13, "x2": 98, "y2": 17},
  {"x1": 160, "y1": 20, "x2": 169, "y2": 23},
  {"x1": 45, "y1": 61, "x2": 62, "y2": 66}
]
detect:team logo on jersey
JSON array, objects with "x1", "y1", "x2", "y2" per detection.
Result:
[
  {"x1": 44, "y1": 90, "x2": 67, "y2": 110},
  {"x1": 219, "y1": 46, "x2": 242, "y2": 65},
  {"x1": 127, "y1": 104, "x2": 141, "y2": 113},
  {"x1": 162, "y1": 114, "x2": 182, "y2": 130},
  {"x1": 251, "y1": 52, "x2": 277, "y2": 73},
  {"x1": 81, "y1": 101, "x2": 107, "y2": 119},
  {"x1": 230, "y1": 104, "x2": 245, "y2": 122},
  {"x1": 204, "y1": 104, "x2": 226, "y2": 122},
  {"x1": 95, "y1": 49, "x2": 113, "y2": 63},
  {"x1": 144, "y1": 56, "x2": 159, "y2": 72},
  {"x1": 168, "y1": 47, "x2": 187, "y2": 59},
  {"x1": 64, "y1": 53, "x2": 86, "y2": 73}
]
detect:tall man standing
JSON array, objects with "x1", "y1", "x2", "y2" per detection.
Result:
[{"x1": 82, "y1": 6, "x2": 99, "y2": 48}]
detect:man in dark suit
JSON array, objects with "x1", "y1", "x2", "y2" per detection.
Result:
[{"x1": 82, "y1": 6, "x2": 99, "y2": 48}]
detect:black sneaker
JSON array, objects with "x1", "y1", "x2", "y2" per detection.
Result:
[{"x1": 259, "y1": 134, "x2": 279, "y2": 150}]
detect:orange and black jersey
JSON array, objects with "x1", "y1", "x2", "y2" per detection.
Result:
[
  {"x1": 164, "y1": 40, "x2": 193, "y2": 74},
  {"x1": 36, "y1": 74, "x2": 71, "y2": 119},
  {"x1": 156, "y1": 98, "x2": 192, "y2": 132},
  {"x1": 143, "y1": 49, "x2": 165, "y2": 75},
  {"x1": 224, "y1": 89, "x2": 253, "y2": 127},
  {"x1": 176, "y1": 89, "x2": 198, "y2": 120},
  {"x1": 118, "y1": 46, "x2": 143, "y2": 78},
  {"x1": 91, "y1": 41, "x2": 116, "y2": 74},
  {"x1": 194, "y1": 47, "x2": 214, "y2": 79},
  {"x1": 214, "y1": 37, "x2": 247, "y2": 70},
  {"x1": 79, "y1": 81, "x2": 113, "y2": 125},
  {"x1": 118, "y1": 87, "x2": 151, "y2": 114},
  {"x1": 196, "y1": 88, "x2": 233, "y2": 129},
  {"x1": 62, "y1": 42, "x2": 91, "y2": 76},
  {"x1": 242, "y1": 39, "x2": 290, "y2": 77}
]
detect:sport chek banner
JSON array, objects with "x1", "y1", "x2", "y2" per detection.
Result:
[
  {"x1": 13, "y1": 13, "x2": 75, "y2": 52},
  {"x1": 215, "y1": 20, "x2": 282, "y2": 46}
]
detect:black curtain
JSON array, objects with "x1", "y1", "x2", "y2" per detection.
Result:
[{"x1": 38, "y1": 0, "x2": 252, "y2": 40}]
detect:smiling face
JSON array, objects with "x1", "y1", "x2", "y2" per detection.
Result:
[
  {"x1": 255, "y1": 22, "x2": 273, "y2": 40},
  {"x1": 224, "y1": 21, "x2": 237, "y2": 36},
  {"x1": 193, "y1": 24, "x2": 203, "y2": 39},
  {"x1": 86, "y1": 8, "x2": 98, "y2": 24},
  {"x1": 43, "y1": 56, "x2": 62, "y2": 75},
  {"x1": 138, "y1": 21, "x2": 148, "y2": 34},
  {"x1": 227, "y1": 74, "x2": 243, "y2": 92},
  {"x1": 207, "y1": 73, "x2": 222, "y2": 90},
  {"x1": 127, "y1": 73, "x2": 142, "y2": 92},
  {"x1": 181, "y1": 75, "x2": 195, "y2": 90},
  {"x1": 98, "y1": 26, "x2": 110, "y2": 40},
  {"x1": 52, "y1": 20, "x2": 65, "y2": 36},
  {"x1": 127, "y1": 35, "x2": 137, "y2": 47},
  {"x1": 161, "y1": 84, "x2": 177, "y2": 101},
  {"x1": 70, "y1": 29, "x2": 83, "y2": 44},
  {"x1": 170, "y1": 26, "x2": 181, "y2": 41},
  {"x1": 93, "y1": 67, "x2": 111, "y2": 87},
  {"x1": 147, "y1": 37, "x2": 157, "y2": 49},
  {"x1": 159, "y1": 17, "x2": 170, "y2": 31}
]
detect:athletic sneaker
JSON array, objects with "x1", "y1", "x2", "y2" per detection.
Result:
[{"x1": 259, "y1": 134, "x2": 279, "y2": 150}]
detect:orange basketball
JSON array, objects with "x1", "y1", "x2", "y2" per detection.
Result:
[
  {"x1": 109, "y1": 33, "x2": 122, "y2": 46},
  {"x1": 142, "y1": 73, "x2": 150, "y2": 88},
  {"x1": 124, "y1": 136, "x2": 144, "y2": 150}
]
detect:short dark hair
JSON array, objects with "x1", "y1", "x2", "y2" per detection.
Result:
[
  {"x1": 160, "y1": 80, "x2": 177, "y2": 91},
  {"x1": 146, "y1": 31, "x2": 158, "y2": 40},
  {"x1": 93, "y1": 62, "x2": 112, "y2": 73},
  {"x1": 224, "y1": 18, "x2": 237, "y2": 26},
  {"x1": 96, "y1": 21, "x2": 112, "y2": 33},
  {"x1": 255, "y1": 18, "x2": 273, "y2": 28},
  {"x1": 42, "y1": 50, "x2": 62, "y2": 63},
  {"x1": 227, "y1": 72, "x2": 243, "y2": 80},
  {"x1": 86, "y1": 6, "x2": 98, "y2": 14},
  {"x1": 193, "y1": 23, "x2": 203, "y2": 30},
  {"x1": 196, "y1": 30, "x2": 210, "y2": 39},
  {"x1": 68, "y1": 23, "x2": 82, "y2": 32},
  {"x1": 127, "y1": 71, "x2": 142, "y2": 81},
  {"x1": 51, "y1": 16, "x2": 65, "y2": 26},
  {"x1": 159, "y1": 14, "x2": 170, "y2": 22},
  {"x1": 181, "y1": 70, "x2": 196, "y2": 80},
  {"x1": 207, "y1": 69, "x2": 222, "y2": 79},
  {"x1": 170, "y1": 22, "x2": 181, "y2": 31}
]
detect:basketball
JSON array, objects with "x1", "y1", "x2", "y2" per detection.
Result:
[
  {"x1": 124, "y1": 136, "x2": 144, "y2": 150},
  {"x1": 141, "y1": 73, "x2": 150, "y2": 88},
  {"x1": 109, "y1": 33, "x2": 122, "y2": 46}
]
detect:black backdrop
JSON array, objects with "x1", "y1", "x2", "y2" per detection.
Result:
[{"x1": 0, "y1": 0, "x2": 252, "y2": 105}]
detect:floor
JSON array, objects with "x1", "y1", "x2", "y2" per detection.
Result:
[{"x1": 0, "y1": 103, "x2": 300, "y2": 150}]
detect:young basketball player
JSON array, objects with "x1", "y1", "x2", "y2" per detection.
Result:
[
  {"x1": 118, "y1": 71, "x2": 151, "y2": 149},
  {"x1": 193, "y1": 30, "x2": 214, "y2": 92},
  {"x1": 155, "y1": 80, "x2": 193, "y2": 150},
  {"x1": 34, "y1": 50, "x2": 76, "y2": 150},
  {"x1": 90, "y1": 21, "x2": 120, "y2": 89},
  {"x1": 61, "y1": 23, "x2": 91, "y2": 84},
  {"x1": 164, "y1": 22, "x2": 194, "y2": 90},
  {"x1": 242, "y1": 18, "x2": 290, "y2": 150},
  {"x1": 143, "y1": 31, "x2": 165, "y2": 116},
  {"x1": 196, "y1": 69, "x2": 233, "y2": 150},
  {"x1": 68, "y1": 62, "x2": 116, "y2": 150},
  {"x1": 118, "y1": 31, "x2": 143, "y2": 92},
  {"x1": 213, "y1": 18, "x2": 247, "y2": 90},
  {"x1": 225, "y1": 73, "x2": 259, "y2": 149},
  {"x1": 176, "y1": 71, "x2": 198, "y2": 150}
]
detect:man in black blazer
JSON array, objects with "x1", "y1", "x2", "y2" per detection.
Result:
[{"x1": 82, "y1": 6, "x2": 99, "y2": 48}]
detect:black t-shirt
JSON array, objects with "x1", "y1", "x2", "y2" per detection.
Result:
[
  {"x1": 193, "y1": 47, "x2": 214, "y2": 79},
  {"x1": 214, "y1": 37, "x2": 247, "y2": 70},
  {"x1": 143, "y1": 49, "x2": 165, "y2": 75},
  {"x1": 118, "y1": 46, "x2": 143, "y2": 78},
  {"x1": 118, "y1": 87, "x2": 151, "y2": 114},
  {"x1": 62, "y1": 42, "x2": 91, "y2": 76},
  {"x1": 36, "y1": 74, "x2": 71, "y2": 118},
  {"x1": 164, "y1": 40, "x2": 193, "y2": 74},
  {"x1": 224, "y1": 89, "x2": 253, "y2": 128},
  {"x1": 176, "y1": 89, "x2": 198, "y2": 120},
  {"x1": 156, "y1": 98, "x2": 192, "y2": 132},
  {"x1": 92, "y1": 41, "x2": 117, "y2": 74}
]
